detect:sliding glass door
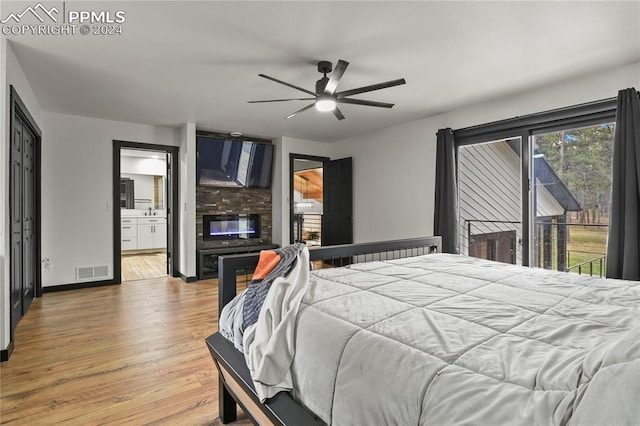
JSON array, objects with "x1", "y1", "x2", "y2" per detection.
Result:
[{"x1": 455, "y1": 100, "x2": 616, "y2": 276}]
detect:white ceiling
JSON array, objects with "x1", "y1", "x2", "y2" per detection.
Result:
[{"x1": 6, "y1": 1, "x2": 640, "y2": 142}]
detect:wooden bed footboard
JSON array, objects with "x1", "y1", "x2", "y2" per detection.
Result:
[{"x1": 207, "y1": 236, "x2": 442, "y2": 425}]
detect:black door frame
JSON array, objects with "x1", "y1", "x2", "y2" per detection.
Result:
[
  {"x1": 113, "y1": 141, "x2": 180, "y2": 283},
  {"x1": 289, "y1": 153, "x2": 330, "y2": 245},
  {"x1": 7, "y1": 86, "x2": 42, "y2": 359}
]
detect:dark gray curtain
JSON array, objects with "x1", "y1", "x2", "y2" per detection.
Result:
[
  {"x1": 434, "y1": 128, "x2": 459, "y2": 253},
  {"x1": 606, "y1": 88, "x2": 640, "y2": 280}
]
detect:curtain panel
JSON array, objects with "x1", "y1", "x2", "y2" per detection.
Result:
[
  {"x1": 434, "y1": 128, "x2": 459, "y2": 254},
  {"x1": 606, "y1": 88, "x2": 640, "y2": 281}
]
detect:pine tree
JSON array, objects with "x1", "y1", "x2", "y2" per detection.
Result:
[{"x1": 534, "y1": 123, "x2": 614, "y2": 224}]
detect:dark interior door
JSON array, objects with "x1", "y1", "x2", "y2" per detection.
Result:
[
  {"x1": 322, "y1": 157, "x2": 353, "y2": 246},
  {"x1": 22, "y1": 121, "x2": 36, "y2": 313},
  {"x1": 10, "y1": 115, "x2": 24, "y2": 334},
  {"x1": 10, "y1": 111, "x2": 37, "y2": 334}
]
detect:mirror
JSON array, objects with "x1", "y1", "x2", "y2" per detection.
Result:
[
  {"x1": 120, "y1": 148, "x2": 167, "y2": 211},
  {"x1": 120, "y1": 173, "x2": 165, "y2": 209}
]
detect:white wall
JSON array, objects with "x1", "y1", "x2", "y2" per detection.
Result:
[
  {"x1": 332, "y1": 62, "x2": 640, "y2": 243},
  {"x1": 179, "y1": 123, "x2": 196, "y2": 279},
  {"x1": 332, "y1": 119, "x2": 438, "y2": 243},
  {"x1": 271, "y1": 137, "x2": 332, "y2": 246},
  {"x1": 40, "y1": 112, "x2": 179, "y2": 286},
  {"x1": 2, "y1": 41, "x2": 44, "y2": 352}
]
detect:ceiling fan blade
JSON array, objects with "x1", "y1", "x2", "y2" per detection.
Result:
[
  {"x1": 286, "y1": 103, "x2": 315, "y2": 119},
  {"x1": 336, "y1": 78, "x2": 406, "y2": 98},
  {"x1": 324, "y1": 60, "x2": 349, "y2": 95},
  {"x1": 258, "y1": 74, "x2": 317, "y2": 97},
  {"x1": 248, "y1": 98, "x2": 316, "y2": 103},
  {"x1": 338, "y1": 98, "x2": 394, "y2": 108},
  {"x1": 333, "y1": 106, "x2": 346, "y2": 120}
]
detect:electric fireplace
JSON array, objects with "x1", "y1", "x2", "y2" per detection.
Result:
[{"x1": 203, "y1": 214, "x2": 260, "y2": 241}]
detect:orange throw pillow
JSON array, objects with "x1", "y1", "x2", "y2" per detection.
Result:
[{"x1": 252, "y1": 250, "x2": 281, "y2": 280}]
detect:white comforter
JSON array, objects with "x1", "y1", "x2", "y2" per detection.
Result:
[{"x1": 266, "y1": 254, "x2": 640, "y2": 425}]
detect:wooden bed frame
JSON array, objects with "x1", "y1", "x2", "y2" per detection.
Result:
[{"x1": 205, "y1": 236, "x2": 442, "y2": 425}]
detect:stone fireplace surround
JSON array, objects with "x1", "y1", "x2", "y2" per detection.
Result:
[{"x1": 196, "y1": 185, "x2": 272, "y2": 250}]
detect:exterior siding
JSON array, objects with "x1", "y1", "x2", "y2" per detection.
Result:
[
  {"x1": 536, "y1": 182, "x2": 564, "y2": 217},
  {"x1": 459, "y1": 140, "x2": 564, "y2": 264},
  {"x1": 459, "y1": 140, "x2": 522, "y2": 263}
]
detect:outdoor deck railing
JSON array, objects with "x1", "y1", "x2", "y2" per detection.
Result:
[
  {"x1": 566, "y1": 251, "x2": 607, "y2": 277},
  {"x1": 463, "y1": 218, "x2": 608, "y2": 277},
  {"x1": 293, "y1": 213, "x2": 322, "y2": 245}
]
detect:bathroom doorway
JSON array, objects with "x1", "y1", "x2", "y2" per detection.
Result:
[
  {"x1": 113, "y1": 141, "x2": 179, "y2": 283},
  {"x1": 120, "y1": 148, "x2": 168, "y2": 281}
]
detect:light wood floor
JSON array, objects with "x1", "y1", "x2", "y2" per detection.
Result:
[
  {"x1": 121, "y1": 251, "x2": 167, "y2": 282},
  {"x1": 0, "y1": 277, "x2": 252, "y2": 425}
]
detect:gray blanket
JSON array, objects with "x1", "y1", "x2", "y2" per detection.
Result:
[{"x1": 283, "y1": 254, "x2": 640, "y2": 425}]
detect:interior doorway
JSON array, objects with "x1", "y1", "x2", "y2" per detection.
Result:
[
  {"x1": 113, "y1": 141, "x2": 179, "y2": 284},
  {"x1": 291, "y1": 156, "x2": 326, "y2": 246},
  {"x1": 119, "y1": 148, "x2": 169, "y2": 281},
  {"x1": 289, "y1": 154, "x2": 353, "y2": 247}
]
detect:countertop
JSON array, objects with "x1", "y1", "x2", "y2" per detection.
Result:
[{"x1": 121, "y1": 215, "x2": 167, "y2": 219}]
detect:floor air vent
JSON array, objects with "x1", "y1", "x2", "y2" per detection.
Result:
[
  {"x1": 76, "y1": 265, "x2": 109, "y2": 281},
  {"x1": 93, "y1": 265, "x2": 109, "y2": 278}
]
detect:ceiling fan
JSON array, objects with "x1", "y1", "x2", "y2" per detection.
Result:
[{"x1": 248, "y1": 60, "x2": 406, "y2": 120}]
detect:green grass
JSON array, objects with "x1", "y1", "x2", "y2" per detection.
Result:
[{"x1": 566, "y1": 224, "x2": 608, "y2": 276}]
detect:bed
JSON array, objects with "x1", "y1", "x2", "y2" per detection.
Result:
[{"x1": 205, "y1": 236, "x2": 640, "y2": 425}]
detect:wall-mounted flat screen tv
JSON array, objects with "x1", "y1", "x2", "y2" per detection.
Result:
[{"x1": 196, "y1": 136, "x2": 274, "y2": 188}]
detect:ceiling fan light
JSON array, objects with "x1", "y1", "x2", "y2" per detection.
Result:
[{"x1": 315, "y1": 97, "x2": 336, "y2": 112}]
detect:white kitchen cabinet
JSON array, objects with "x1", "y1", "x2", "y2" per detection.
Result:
[
  {"x1": 137, "y1": 217, "x2": 166, "y2": 249},
  {"x1": 121, "y1": 237, "x2": 138, "y2": 250},
  {"x1": 137, "y1": 224, "x2": 154, "y2": 249},
  {"x1": 121, "y1": 218, "x2": 137, "y2": 250},
  {"x1": 121, "y1": 217, "x2": 166, "y2": 250},
  {"x1": 153, "y1": 223, "x2": 167, "y2": 248}
]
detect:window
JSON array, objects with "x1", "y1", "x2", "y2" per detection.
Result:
[
  {"x1": 459, "y1": 138, "x2": 523, "y2": 265},
  {"x1": 454, "y1": 98, "x2": 616, "y2": 274}
]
